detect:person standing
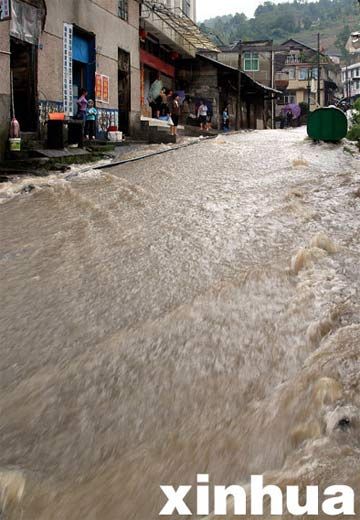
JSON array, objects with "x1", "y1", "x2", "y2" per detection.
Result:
[
  {"x1": 76, "y1": 88, "x2": 88, "y2": 123},
  {"x1": 223, "y1": 106, "x2": 230, "y2": 132},
  {"x1": 168, "y1": 94, "x2": 180, "y2": 136},
  {"x1": 85, "y1": 100, "x2": 97, "y2": 140},
  {"x1": 286, "y1": 109, "x2": 293, "y2": 128},
  {"x1": 197, "y1": 100, "x2": 208, "y2": 130}
]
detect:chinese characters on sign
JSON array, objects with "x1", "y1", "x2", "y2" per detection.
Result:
[
  {"x1": 95, "y1": 74, "x2": 110, "y2": 104},
  {"x1": 63, "y1": 23, "x2": 74, "y2": 116},
  {"x1": 0, "y1": 0, "x2": 11, "y2": 20},
  {"x1": 95, "y1": 74, "x2": 102, "y2": 101}
]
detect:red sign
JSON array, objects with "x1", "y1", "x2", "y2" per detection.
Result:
[
  {"x1": 102, "y1": 75, "x2": 109, "y2": 104},
  {"x1": 95, "y1": 73, "x2": 102, "y2": 101},
  {"x1": 95, "y1": 73, "x2": 110, "y2": 104}
]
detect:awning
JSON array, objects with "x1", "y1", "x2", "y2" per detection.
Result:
[{"x1": 141, "y1": 1, "x2": 219, "y2": 58}]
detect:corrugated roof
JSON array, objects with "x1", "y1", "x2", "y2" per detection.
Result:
[{"x1": 141, "y1": 1, "x2": 220, "y2": 54}]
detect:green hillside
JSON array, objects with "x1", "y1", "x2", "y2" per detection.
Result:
[{"x1": 200, "y1": 0, "x2": 360, "y2": 55}]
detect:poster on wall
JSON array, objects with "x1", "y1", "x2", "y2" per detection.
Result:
[
  {"x1": 0, "y1": 0, "x2": 11, "y2": 20},
  {"x1": 63, "y1": 23, "x2": 73, "y2": 116},
  {"x1": 102, "y1": 76, "x2": 109, "y2": 104},
  {"x1": 95, "y1": 74, "x2": 110, "y2": 104},
  {"x1": 95, "y1": 73, "x2": 102, "y2": 102}
]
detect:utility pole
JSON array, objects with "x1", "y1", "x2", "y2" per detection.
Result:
[
  {"x1": 307, "y1": 68, "x2": 311, "y2": 111},
  {"x1": 271, "y1": 45, "x2": 275, "y2": 129},
  {"x1": 317, "y1": 32, "x2": 321, "y2": 105},
  {"x1": 236, "y1": 41, "x2": 242, "y2": 131}
]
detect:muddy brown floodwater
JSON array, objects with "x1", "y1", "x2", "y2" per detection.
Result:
[{"x1": 1, "y1": 128, "x2": 360, "y2": 519}]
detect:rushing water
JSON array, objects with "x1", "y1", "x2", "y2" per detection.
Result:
[{"x1": 0, "y1": 128, "x2": 360, "y2": 519}]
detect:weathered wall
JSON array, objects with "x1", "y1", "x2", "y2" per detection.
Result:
[
  {"x1": 0, "y1": 20, "x2": 10, "y2": 160},
  {"x1": 219, "y1": 51, "x2": 272, "y2": 87},
  {"x1": 177, "y1": 61, "x2": 220, "y2": 128},
  {"x1": 38, "y1": 0, "x2": 140, "y2": 133}
]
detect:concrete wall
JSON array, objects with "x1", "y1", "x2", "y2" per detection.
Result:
[
  {"x1": 0, "y1": 21, "x2": 11, "y2": 160},
  {"x1": 39, "y1": 0, "x2": 140, "y2": 133}
]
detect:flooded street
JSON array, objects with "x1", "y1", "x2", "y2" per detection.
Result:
[{"x1": 1, "y1": 127, "x2": 360, "y2": 519}]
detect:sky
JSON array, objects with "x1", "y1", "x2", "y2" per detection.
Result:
[{"x1": 197, "y1": 0, "x2": 290, "y2": 22}]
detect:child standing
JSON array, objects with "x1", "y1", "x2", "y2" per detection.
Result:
[
  {"x1": 223, "y1": 106, "x2": 230, "y2": 132},
  {"x1": 85, "y1": 100, "x2": 97, "y2": 140}
]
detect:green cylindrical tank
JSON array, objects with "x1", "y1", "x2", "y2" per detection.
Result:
[{"x1": 307, "y1": 107, "x2": 348, "y2": 142}]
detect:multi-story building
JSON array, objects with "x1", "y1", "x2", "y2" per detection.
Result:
[
  {"x1": 342, "y1": 63, "x2": 360, "y2": 100},
  {"x1": 276, "y1": 39, "x2": 341, "y2": 110},
  {"x1": 0, "y1": 0, "x2": 141, "y2": 159},
  {"x1": 342, "y1": 32, "x2": 360, "y2": 101}
]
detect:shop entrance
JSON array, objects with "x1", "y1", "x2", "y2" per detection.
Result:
[
  {"x1": 118, "y1": 49, "x2": 131, "y2": 134},
  {"x1": 10, "y1": 37, "x2": 37, "y2": 132}
]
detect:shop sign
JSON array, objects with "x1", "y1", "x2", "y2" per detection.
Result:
[{"x1": 0, "y1": 0, "x2": 11, "y2": 21}]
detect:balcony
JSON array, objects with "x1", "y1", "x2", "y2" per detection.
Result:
[
  {"x1": 285, "y1": 55, "x2": 301, "y2": 65},
  {"x1": 275, "y1": 72, "x2": 289, "y2": 90}
]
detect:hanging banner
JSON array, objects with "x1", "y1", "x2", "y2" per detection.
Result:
[
  {"x1": 0, "y1": 0, "x2": 11, "y2": 20},
  {"x1": 102, "y1": 75, "x2": 109, "y2": 104},
  {"x1": 63, "y1": 23, "x2": 73, "y2": 116},
  {"x1": 95, "y1": 73, "x2": 102, "y2": 101}
]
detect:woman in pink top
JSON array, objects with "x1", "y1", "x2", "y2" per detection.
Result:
[{"x1": 76, "y1": 88, "x2": 88, "y2": 122}]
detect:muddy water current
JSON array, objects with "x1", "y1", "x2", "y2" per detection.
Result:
[{"x1": 1, "y1": 128, "x2": 360, "y2": 519}]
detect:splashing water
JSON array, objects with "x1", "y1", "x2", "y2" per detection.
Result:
[{"x1": 1, "y1": 128, "x2": 360, "y2": 519}]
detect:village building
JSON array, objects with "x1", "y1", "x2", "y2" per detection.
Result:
[
  {"x1": 276, "y1": 39, "x2": 341, "y2": 110},
  {"x1": 0, "y1": 0, "x2": 141, "y2": 159}
]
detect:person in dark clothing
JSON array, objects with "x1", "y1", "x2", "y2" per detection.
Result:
[
  {"x1": 168, "y1": 94, "x2": 180, "y2": 136},
  {"x1": 286, "y1": 109, "x2": 293, "y2": 128}
]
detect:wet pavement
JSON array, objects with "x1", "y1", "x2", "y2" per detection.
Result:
[{"x1": 0, "y1": 127, "x2": 360, "y2": 519}]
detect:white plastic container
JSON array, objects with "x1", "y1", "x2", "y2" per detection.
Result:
[
  {"x1": 9, "y1": 138, "x2": 21, "y2": 152},
  {"x1": 108, "y1": 131, "x2": 123, "y2": 142}
]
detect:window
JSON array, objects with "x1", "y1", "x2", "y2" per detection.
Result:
[
  {"x1": 288, "y1": 68, "x2": 296, "y2": 80},
  {"x1": 244, "y1": 52, "x2": 259, "y2": 72},
  {"x1": 299, "y1": 68, "x2": 308, "y2": 80},
  {"x1": 118, "y1": 0, "x2": 128, "y2": 21},
  {"x1": 279, "y1": 94, "x2": 296, "y2": 105}
]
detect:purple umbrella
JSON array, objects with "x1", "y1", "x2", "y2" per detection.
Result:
[{"x1": 284, "y1": 103, "x2": 301, "y2": 119}]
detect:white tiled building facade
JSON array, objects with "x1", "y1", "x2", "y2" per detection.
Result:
[{"x1": 342, "y1": 63, "x2": 360, "y2": 99}]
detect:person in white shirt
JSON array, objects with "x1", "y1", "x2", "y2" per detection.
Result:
[{"x1": 197, "y1": 100, "x2": 208, "y2": 130}]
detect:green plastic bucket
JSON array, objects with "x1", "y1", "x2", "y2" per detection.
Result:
[
  {"x1": 9, "y1": 138, "x2": 21, "y2": 152},
  {"x1": 307, "y1": 108, "x2": 348, "y2": 142}
]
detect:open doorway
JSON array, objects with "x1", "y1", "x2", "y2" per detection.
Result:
[
  {"x1": 10, "y1": 37, "x2": 37, "y2": 132},
  {"x1": 72, "y1": 28, "x2": 95, "y2": 115},
  {"x1": 118, "y1": 48, "x2": 130, "y2": 134}
]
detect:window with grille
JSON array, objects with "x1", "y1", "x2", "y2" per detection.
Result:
[
  {"x1": 118, "y1": 0, "x2": 128, "y2": 21},
  {"x1": 243, "y1": 52, "x2": 259, "y2": 72}
]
